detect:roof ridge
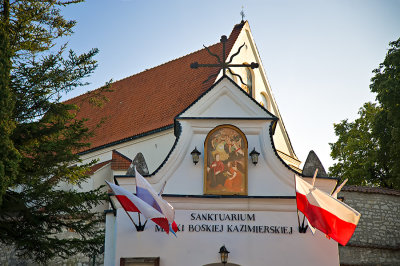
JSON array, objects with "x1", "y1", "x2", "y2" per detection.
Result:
[
  {"x1": 116, "y1": 43, "x2": 221, "y2": 83},
  {"x1": 86, "y1": 159, "x2": 111, "y2": 175},
  {"x1": 68, "y1": 22, "x2": 246, "y2": 153},
  {"x1": 64, "y1": 23, "x2": 245, "y2": 104},
  {"x1": 112, "y1": 21, "x2": 245, "y2": 88},
  {"x1": 63, "y1": 42, "x2": 220, "y2": 104}
]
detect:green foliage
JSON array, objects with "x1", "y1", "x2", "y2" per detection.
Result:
[
  {"x1": 329, "y1": 103, "x2": 382, "y2": 186},
  {"x1": 330, "y1": 38, "x2": 400, "y2": 189},
  {"x1": 0, "y1": 3, "x2": 20, "y2": 206},
  {"x1": 0, "y1": 0, "x2": 111, "y2": 263},
  {"x1": 370, "y1": 38, "x2": 400, "y2": 189}
]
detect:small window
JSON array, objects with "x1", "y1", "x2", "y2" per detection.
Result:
[
  {"x1": 260, "y1": 92, "x2": 269, "y2": 110},
  {"x1": 246, "y1": 67, "x2": 253, "y2": 96},
  {"x1": 240, "y1": 67, "x2": 253, "y2": 97}
]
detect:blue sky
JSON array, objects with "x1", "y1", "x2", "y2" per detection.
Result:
[{"x1": 61, "y1": 0, "x2": 400, "y2": 170}]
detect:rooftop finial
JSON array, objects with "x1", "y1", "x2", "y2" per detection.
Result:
[
  {"x1": 190, "y1": 35, "x2": 259, "y2": 85},
  {"x1": 240, "y1": 6, "x2": 245, "y2": 23}
]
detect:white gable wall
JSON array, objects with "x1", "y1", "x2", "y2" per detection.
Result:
[
  {"x1": 94, "y1": 23, "x2": 342, "y2": 265},
  {"x1": 114, "y1": 77, "x2": 336, "y2": 196},
  {"x1": 180, "y1": 78, "x2": 274, "y2": 119},
  {"x1": 79, "y1": 21, "x2": 302, "y2": 204},
  {"x1": 215, "y1": 22, "x2": 300, "y2": 168},
  {"x1": 106, "y1": 75, "x2": 339, "y2": 266},
  {"x1": 113, "y1": 203, "x2": 339, "y2": 266},
  {"x1": 161, "y1": 119, "x2": 296, "y2": 196}
]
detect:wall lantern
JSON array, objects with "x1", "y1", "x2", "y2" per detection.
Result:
[
  {"x1": 190, "y1": 147, "x2": 201, "y2": 165},
  {"x1": 219, "y1": 245, "x2": 230, "y2": 265},
  {"x1": 249, "y1": 148, "x2": 260, "y2": 165}
]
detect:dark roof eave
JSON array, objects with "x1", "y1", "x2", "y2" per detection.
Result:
[{"x1": 78, "y1": 124, "x2": 174, "y2": 156}]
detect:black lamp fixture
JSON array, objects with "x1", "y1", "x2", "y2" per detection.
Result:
[
  {"x1": 190, "y1": 147, "x2": 201, "y2": 165},
  {"x1": 249, "y1": 148, "x2": 260, "y2": 165},
  {"x1": 219, "y1": 245, "x2": 229, "y2": 265}
]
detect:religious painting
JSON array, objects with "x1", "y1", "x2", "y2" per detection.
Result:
[{"x1": 204, "y1": 125, "x2": 248, "y2": 195}]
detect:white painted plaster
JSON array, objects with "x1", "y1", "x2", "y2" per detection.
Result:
[
  {"x1": 179, "y1": 79, "x2": 273, "y2": 119},
  {"x1": 99, "y1": 24, "x2": 341, "y2": 265},
  {"x1": 114, "y1": 207, "x2": 339, "y2": 266},
  {"x1": 79, "y1": 128, "x2": 175, "y2": 174},
  {"x1": 104, "y1": 212, "x2": 117, "y2": 266},
  {"x1": 215, "y1": 22, "x2": 298, "y2": 161}
]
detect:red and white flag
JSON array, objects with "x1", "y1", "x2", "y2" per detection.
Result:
[
  {"x1": 106, "y1": 181, "x2": 169, "y2": 233},
  {"x1": 295, "y1": 175, "x2": 361, "y2": 245},
  {"x1": 135, "y1": 168, "x2": 175, "y2": 224}
]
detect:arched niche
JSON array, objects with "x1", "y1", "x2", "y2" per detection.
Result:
[
  {"x1": 260, "y1": 92, "x2": 270, "y2": 111},
  {"x1": 203, "y1": 125, "x2": 248, "y2": 195},
  {"x1": 239, "y1": 62, "x2": 254, "y2": 98}
]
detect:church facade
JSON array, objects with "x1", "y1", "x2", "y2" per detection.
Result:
[{"x1": 69, "y1": 21, "x2": 341, "y2": 265}]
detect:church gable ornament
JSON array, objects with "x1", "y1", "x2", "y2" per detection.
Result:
[
  {"x1": 190, "y1": 33, "x2": 259, "y2": 92},
  {"x1": 204, "y1": 125, "x2": 248, "y2": 195}
]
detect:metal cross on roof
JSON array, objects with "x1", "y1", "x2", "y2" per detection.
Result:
[
  {"x1": 241, "y1": 6, "x2": 245, "y2": 22},
  {"x1": 190, "y1": 34, "x2": 259, "y2": 85}
]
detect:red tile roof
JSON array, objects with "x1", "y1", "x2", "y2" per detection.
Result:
[
  {"x1": 111, "y1": 150, "x2": 132, "y2": 170},
  {"x1": 67, "y1": 23, "x2": 244, "y2": 153},
  {"x1": 84, "y1": 150, "x2": 135, "y2": 174},
  {"x1": 86, "y1": 160, "x2": 111, "y2": 175}
]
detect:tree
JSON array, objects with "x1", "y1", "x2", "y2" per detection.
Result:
[
  {"x1": 329, "y1": 103, "x2": 382, "y2": 186},
  {"x1": 330, "y1": 38, "x2": 400, "y2": 189},
  {"x1": 0, "y1": 0, "x2": 110, "y2": 263},
  {"x1": 0, "y1": 0, "x2": 20, "y2": 207},
  {"x1": 370, "y1": 38, "x2": 400, "y2": 189}
]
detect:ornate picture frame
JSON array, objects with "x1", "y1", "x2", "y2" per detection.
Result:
[{"x1": 204, "y1": 125, "x2": 248, "y2": 195}]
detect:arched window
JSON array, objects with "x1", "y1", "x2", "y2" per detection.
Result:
[
  {"x1": 204, "y1": 125, "x2": 248, "y2": 195},
  {"x1": 246, "y1": 67, "x2": 253, "y2": 96},
  {"x1": 260, "y1": 92, "x2": 270, "y2": 111},
  {"x1": 240, "y1": 66, "x2": 254, "y2": 97}
]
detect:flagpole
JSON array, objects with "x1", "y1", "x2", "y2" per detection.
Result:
[
  {"x1": 311, "y1": 169, "x2": 318, "y2": 187},
  {"x1": 296, "y1": 210, "x2": 301, "y2": 229},
  {"x1": 294, "y1": 174, "x2": 300, "y2": 230},
  {"x1": 332, "y1": 178, "x2": 348, "y2": 198},
  {"x1": 133, "y1": 166, "x2": 142, "y2": 228},
  {"x1": 159, "y1": 181, "x2": 167, "y2": 196},
  {"x1": 301, "y1": 214, "x2": 306, "y2": 228},
  {"x1": 106, "y1": 181, "x2": 139, "y2": 229},
  {"x1": 122, "y1": 207, "x2": 138, "y2": 228},
  {"x1": 294, "y1": 174, "x2": 306, "y2": 233}
]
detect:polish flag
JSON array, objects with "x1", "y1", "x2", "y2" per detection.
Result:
[
  {"x1": 106, "y1": 181, "x2": 169, "y2": 233},
  {"x1": 135, "y1": 168, "x2": 175, "y2": 224},
  {"x1": 171, "y1": 221, "x2": 179, "y2": 233},
  {"x1": 295, "y1": 175, "x2": 361, "y2": 245},
  {"x1": 169, "y1": 221, "x2": 179, "y2": 237}
]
